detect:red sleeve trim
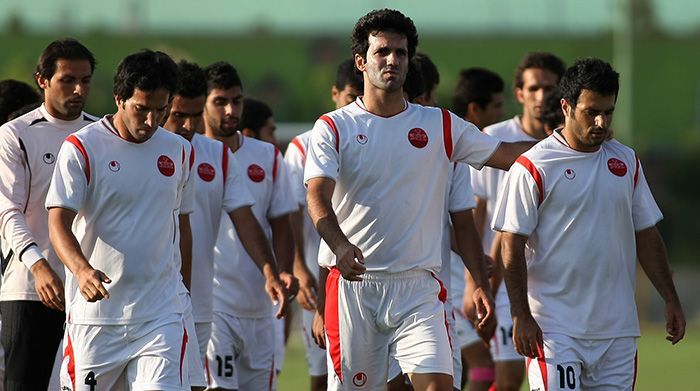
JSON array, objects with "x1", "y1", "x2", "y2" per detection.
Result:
[
  {"x1": 290, "y1": 137, "x2": 306, "y2": 162},
  {"x1": 441, "y1": 109, "x2": 453, "y2": 160},
  {"x1": 189, "y1": 144, "x2": 195, "y2": 170},
  {"x1": 65, "y1": 135, "x2": 90, "y2": 184},
  {"x1": 319, "y1": 115, "x2": 339, "y2": 153},
  {"x1": 516, "y1": 156, "x2": 543, "y2": 205},
  {"x1": 633, "y1": 156, "x2": 640, "y2": 189},
  {"x1": 273, "y1": 146, "x2": 280, "y2": 181},
  {"x1": 222, "y1": 143, "x2": 229, "y2": 185}
]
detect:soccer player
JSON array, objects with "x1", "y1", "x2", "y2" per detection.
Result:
[
  {"x1": 203, "y1": 61, "x2": 296, "y2": 391},
  {"x1": 493, "y1": 57, "x2": 686, "y2": 390},
  {"x1": 0, "y1": 80, "x2": 41, "y2": 124},
  {"x1": 541, "y1": 89, "x2": 565, "y2": 135},
  {"x1": 305, "y1": 9, "x2": 535, "y2": 390},
  {"x1": 285, "y1": 58, "x2": 363, "y2": 391},
  {"x1": 0, "y1": 39, "x2": 96, "y2": 391},
  {"x1": 451, "y1": 67, "x2": 505, "y2": 131},
  {"x1": 470, "y1": 52, "x2": 565, "y2": 391}
]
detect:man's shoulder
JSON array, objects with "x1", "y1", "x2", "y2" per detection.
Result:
[
  {"x1": 0, "y1": 107, "x2": 45, "y2": 136},
  {"x1": 483, "y1": 116, "x2": 522, "y2": 137},
  {"x1": 241, "y1": 134, "x2": 276, "y2": 155}
]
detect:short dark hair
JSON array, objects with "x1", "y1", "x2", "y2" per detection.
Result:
[
  {"x1": 560, "y1": 58, "x2": 619, "y2": 108},
  {"x1": 113, "y1": 50, "x2": 179, "y2": 101},
  {"x1": 404, "y1": 53, "x2": 440, "y2": 103},
  {"x1": 514, "y1": 52, "x2": 566, "y2": 89},
  {"x1": 240, "y1": 98, "x2": 272, "y2": 136},
  {"x1": 204, "y1": 61, "x2": 243, "y2": 94},
  {"x1": 176, "y1": 60, "x2": 207, "y2": 99},
  {"x1": 0, "y1": 79, "x2": 42, "y2": 124},
  {"x1": 541, "y1": 89, "x2": 564, "y2": 131},
  {"x1": 335, "y1": 59, "x2": 363, "y2": 93},
  {"x1": 36, "y1": 38, "x2": 96, "y2": 81},
  {"x1": 8, "y1": 102, "x2": 42, "y2": 122},
  {"x1": 451, "y1": 68, "x2": 504, "y2": 118},
  {"x1": 351, "y1": 9, "x2": 418, "y2": 60}
]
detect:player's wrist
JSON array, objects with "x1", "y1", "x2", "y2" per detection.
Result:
[{"x1": 28, "y1": 257, "x2": 51, "y2": 275}]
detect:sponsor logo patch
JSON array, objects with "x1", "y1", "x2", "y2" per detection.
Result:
[
  {"x1": 607, "y1": 158, "x2": 627, "y2": 177},
  {"x1": 247, "y1": 164, "x2": 265, "y2": 182},
  {"x1": 157, "y1": 155, "x2": 175, "y2": 177},
  {"x1": 198, "y1": 163, "x2": 216, "y2": 182},
  {"x1": 408, "y1": 128, "x2": 428, "y2": 148},
  {"x1": 108, "y1": 160, "x2": 120, "y2": 172}
]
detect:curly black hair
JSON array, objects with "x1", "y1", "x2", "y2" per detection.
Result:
[
  {"x1": 351, "y1": 9, "x2": 418, "y2": 60},
  {"x1": 113, "y1": 50, "x2": 178, "y2": 100},
  {"x1": 560, "y1": 58, "x2": 619, "y2": 108}
]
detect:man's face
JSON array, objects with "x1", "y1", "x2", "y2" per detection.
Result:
[
  {"x1": 256, "y1": 116, "x2": 278, "y2": 147},
  {"x1": 356, "y1": 31, "x2": 408, "y2": 94},
  {"x1": 204, "y1": 86, "x2": 243, "y2": 138},
  {"x1": 562, "y1": 89, "x2": 615, "y2": 152},
  {"x1": 515, "y1": 68, "x2": 559, "y2": 122},
  {"x1": 331, "y1": 84, "x2": 361, "y2": 109},
  {"x1": 36, "y1": 58, "x2": 92, "y2": 121},
  {"x1": 115, "y1": 88, "x2": 171, "y2": 142},
  {"x1": 414, "y1": 85, "x2": 438, "y2": 107},
  {"x1": 163, "y1": 95, "x2": 205, "y2": 141},
  {"x1": 474, "y1": 92, "x2": 505, "y2": 129}
]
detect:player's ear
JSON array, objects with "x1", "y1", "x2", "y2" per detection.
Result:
[
  {"x1": 561, "y1": 98, "x2": 572, "y2": 117},
  {"x1": 35, "y1": 72, "x2": 49, "y2": 89},
  {"x1": 514, "y1": 86, "x2": 524, "y2": 104},
  {"x1": 354, "y1": 53, "x2": 366, "y2": 73}
]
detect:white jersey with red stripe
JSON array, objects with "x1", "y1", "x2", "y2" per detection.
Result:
[
  {"x1": 46, "y1": 117, "x2": 193, "y2": 325},
  {"x1": 304, "y1": 98, "x2": 500, "y2": 273},
  {"x1": 0, "y1": 105, "x2": 96, "y2": 302},
  {"x1": 189, "y1": 133, "x2": 255, "y2": 323},
  {"x1": 213, "y1": 133, "x2": 296, "y2": 318},
  {"x1": 492, "y1": 131, "x2": 663, "y2": 339}
]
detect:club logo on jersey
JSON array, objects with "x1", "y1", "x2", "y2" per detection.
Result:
[
  {"x1": 43, "y1": 152, "x2": 55, "y2": 164},
  {"x1": 247, "y1": 164, "x2": 265, "y2": 182},
  {"x1": 564, "y1": 168, "x2": 575, "y2": 180},
  {"x1": 352, "y1": 372, "x2": 367, "y2": 387},
  {"x1": 607, "y1": 158, "x2": 627, "y2": 177},
  {"x1": 108, "y1": 160, "x2": 120, "y2": 172},
  {"x1": 157, "y1": 155, "x2": 175, "y2": 177},
  {"x1": 356, "y1": 134, "x2": 368, "y2": 144},
  {"x1": 407, "y1": 128, "x2": 428, "y2": 148},
  {"x1": 198, "y1": 163, "x2": 216, "y2": 182}
]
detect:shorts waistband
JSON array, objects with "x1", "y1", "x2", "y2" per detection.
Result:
[{"x1": 332, "y1": 267, "x2": 432, "y2": 281}]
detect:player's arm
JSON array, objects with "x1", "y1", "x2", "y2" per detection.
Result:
[
  {"x1": 290, "y1": 208, "x2": 318, "y2": 311},
  {"x1": 306, "y1": 177, "x2": 365, "y2": 281},
  {"x1": 178, "y1": 213, "x2": 193, "y2": 291},
  {"x1": 488, "y1": 231, "x2": 504, "y2": 298},
  {"x1": 312, "y1": 266, "x2": 329, "y2": 349},
  {"x1": 636, "y1": 226, "x2": 685, "y2": 344},
  {"x1": 228, "y1": 205, "x2": 288, "y2": 318},
  {"x1": 484, "y1": 141, "x2": 537, "y2": 170},
  {"x1": 48, "y1": 207, "x2": 111, "y2": 302},
  {"x1": 270, "y1": 213, "x2": 299, "y2": 296},
  {"x1": 473, "y1": 196, "x2": 487, "y2": 239}
]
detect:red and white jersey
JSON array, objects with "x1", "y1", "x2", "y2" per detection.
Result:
[
  {"x1": 0, "y1": 105, "x2": 96, "y2": 301},
  {"x1": 46, "y1": 117, "x2": 193, "y2": 325},
  {"x1": 492, "y1": 131, "x2": 663, "y2": 339},
  {"x1": 189, "y1": 133, "x2": 255, "y2": 323},
  {"x1": 304, "y1": 98, "x2": 500, "y2": 272},
  {"x1": 213, "y1": 134, "x2": 296, "y2": 318},
  {"x1": 284, "y1": 130, "x2": 322, "y2": 277}
]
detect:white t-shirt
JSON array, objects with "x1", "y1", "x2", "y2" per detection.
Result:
[
  {"x1": 213, "y1": 134, "x2": 297, "y2": 318},
  {"x1": 304, "y1": 98, "x2": 500, "y2": 273},
  {"x1": 46, "y1": 117, "x2": 192, "y2": 325},
  {"x1": 189, "y1": 133, "x2": 255, "y2": 323},
  {"x1": 492, "y1": 131, "x2": 663, "y2": 339},
  {"x1": 0, "y1": 105, "x2": 96, "y2": 302}
]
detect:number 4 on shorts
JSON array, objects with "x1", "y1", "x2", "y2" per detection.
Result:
[{"x1": 84, "y1": 371, "x2": 97, "y2": 391}]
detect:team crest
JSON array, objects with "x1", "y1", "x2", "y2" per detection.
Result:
[
  {"x1": 564, "y1": 168, "x2": 575, "y2": 180},
  {"x1": 352, "y1": 372, "x2": 367, "y2": 387},
  {"x1": 198, "y1": 163, "x2": 216, "y2": 182},
  {"x1": 247, "y1": 164, "x2": 265, "y2": 182},
  {"x1": 108, "y1": 160, "x2": 120, "y2": 172},
  {"x1": 43, "y1": 152, "x2": 55, "y2": 164},
  {"x1": 356, "y1": 134, "x2": 368, "y2": 144},
  {"x1": 157, "y1": 155, "x2": 175, "y2": 177},
  {"x1": 607, "y1": 158, "x2": 627, "y2": 177},
  {"x1": 407, "y1": 128, "x2": 428, "y2": 148}
]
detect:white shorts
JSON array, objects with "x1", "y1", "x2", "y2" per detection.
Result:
[
  {"x1": 194, "y1": 321, "x2": 212, "y2": 363},
  {"x1": 272, "y1": 303, "x2": 285, "y2": 374},
  {"x1": 60, "y1": 313, "x2": 187, "y2": 391},
  {"x1": 325, "y1": 268, "x2": 452, "y2": 390},
  {"x1": 301, "y1": 309, "x2": 327, "y2": 377},
  {"x1": 489, "y1": 285, "x2": 521, "y2": 362},
  {"x1": 206, "y1": 312, "x2": 276, "y2": 390},
  {"x1": 454, "y1": 308, "x2": 482, "y2": 349},
  {"x1": 528, "y1": 333, "x2": 638, "y2": 391},
  {"x1": 181, "y1": 292, "x2": 207, "y2": 387}
]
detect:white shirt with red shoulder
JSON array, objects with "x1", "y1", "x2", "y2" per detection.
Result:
[
  {"x1": 213, "y1": 134, "x2": 296, "y2": 318},
  {"x1": 0, "y1": 105, "x2": 96, "y2": 302},
  {"x1": 46, "y1": 117, "x2": 193, "y2": 325},
  {"x1": 304, "y1": 97, "x2": 500, "y2": 273},
  {"x1": 492, "y1": 131, "x2": 663, "y2": 339}
]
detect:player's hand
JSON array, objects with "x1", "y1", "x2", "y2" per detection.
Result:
[
  {"x1": 512, "y1": 313, "x2": 543, "y2": 358},
  {"x1": 265, "y1": 277, "x2": 289, "y2": 319},
  {"x1": 312, "y1": 311, "x2": 326, "y2": 349},
  {"x1": 75, "y1": 266, "x2": 111, "y2": 302},
  {"x1": 334, "y1": 242, "x2": 365, "y2": 281},
  {"x1": 279, "y1": 271, "x2": 300, "y2": 298},
  {"x1": 664, "y1": 300, "x2": 686, "y2": 345},
  {"x1": 462, "y1": 287, "x2": 477, "y2": 323},
  {"x1": 295, "y1": 268, "x2": 318, "y2": 311},
  {"x1": 31, "y1": 259, "x2": 65, "y2": 311},
  {"x1": 472, "y1": 286, "x2": 496, "y2": 342}
]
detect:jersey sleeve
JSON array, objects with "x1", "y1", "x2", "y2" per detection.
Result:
[
  {"x1": 222, "y1": 151, "x2": 255, "y2": 213},
  {"x1": 491, "y1": 159, "x2": 541, "y2": 236},
  {"x1": 304, "y1": 118, "x2": 339, "y2": 185},
  {"x1": 449, "y1": 113, "x2": 501, "y2": 170},
  {"x1": 45, "y1": 137, "x2": 89, "y2": 214},
  {"x1": 448, "y1": 163, "x2": 476, "y2": 212},
  {"x1": 631, "y1": 158, "x2": 663, "y2": 231},
  {"x1": 178, "y1": 143, "x2": 196, "y2": 215},
  {"x1": 268, "y1": 148, "x2": 298, "y2": 219},
  {"x1": 284, "y1": 136, "x2": 307, "y2": 207}
]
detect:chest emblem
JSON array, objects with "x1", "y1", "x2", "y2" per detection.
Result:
[
  {"x1": 564, "y1": 168, "x2": 575, "y2": 180},
  {"x1": 198, "y1": 163, "x2": 216, "y2": 182},
  {"x1": 157, "y1": 155, "x2": 175, "y2": 177},
  {"x1": 247, "y1": 164, "x2": 265, "y2": 183},
  {"x1": 353, "y1": 372, "x2": 367, "y2": 387},
  {"x1": 607, "y1": 158, "x2": 627, "y2": 177},
  {"x1": 408, "y1": 128, "x2": 428, "y2": 148},
  {"x1": 108, "y1": 160, "x2": 120, "y2": 172},
  {"x1": 43, "y1": 153, "x2": 55, "y2": 164},
  {"x1": 356, "y1": 134, "x2": 368, "y2": 145}
]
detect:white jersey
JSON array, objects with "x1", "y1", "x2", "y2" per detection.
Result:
[
  {"x1": 284, "y1": 130, "x2": 322, "y2": 277},
  {"x1": 213, "y1": 134, "x2": 296, "y2": 318},
  {"x1": 46, "y1": 117, "x2": 193, "y2": 325},
  {"x1": 492, "y1": 131, "x2": 663, "y2": 339},
  {"x1": 189, "y1": 133, "x2": 255, "y2": 323},
  {"x1": 0, "y1": 105, "x2": 96, "y2": 302},
  {"x1": 304, "y1": 98, "x2": 500, "y2": 272}
]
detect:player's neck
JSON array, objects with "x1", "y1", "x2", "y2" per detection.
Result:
[
  {"x1": 44, "y1": 102, "x2": 81, "y2": 122},
  {"x1": 361, "y1": 87, "x2": 406, "y2": 117},
  {"x1": 520, "y1": 114, "x2": 548, "y2": 140},
  {"x1": 207, "y1": 129, "x2": 241, "y2": 152}
]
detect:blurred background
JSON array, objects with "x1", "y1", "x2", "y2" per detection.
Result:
[{"x1": 1, "y1": 0, "x2": 698, "y2": 387}]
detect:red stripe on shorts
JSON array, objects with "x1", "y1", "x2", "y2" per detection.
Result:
[
  {"x1": 64, "y1": 333, "x2": 76, "y2": 389},
  {"x1": 180, "y1": 326, "x2": 189, "y2": 385},
  {"x1": 536, "y1": 342, "x2": 548, "y2": 391},
  {"x1": 326, "y1": 267, "x2": 343, "y2": 382}
]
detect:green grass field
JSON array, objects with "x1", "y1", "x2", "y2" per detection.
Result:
[{"x1": 277, "y1": 316, "x2": 698, "y2": 390}]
